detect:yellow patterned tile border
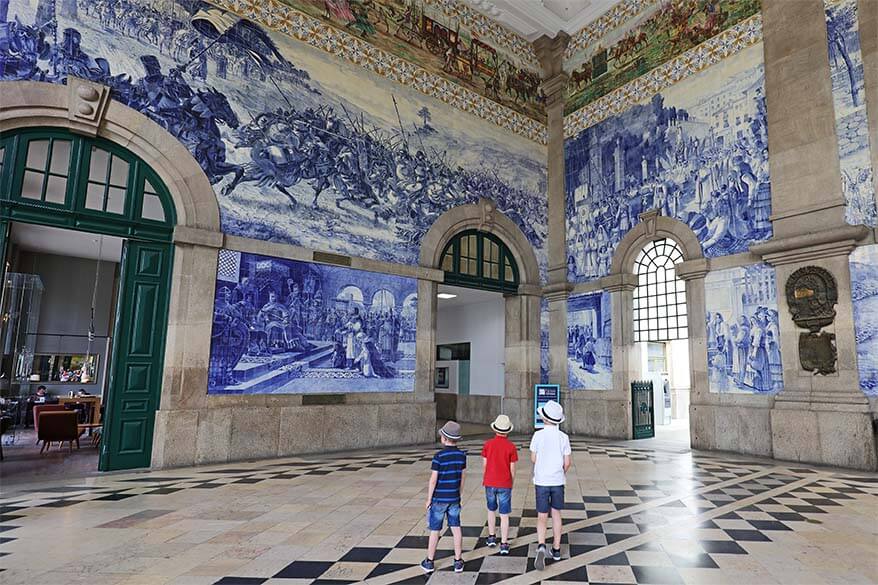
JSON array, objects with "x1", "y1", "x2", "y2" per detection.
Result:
[
  {"x1": 563, "y1": 14, "x2": 762, "y2": 138},
  {"x1": 565, "y1": 0, "x2": 656, "y2": 61},
  {"x1": 211, "y1": 0, "x2": 548, "y2": 144}
]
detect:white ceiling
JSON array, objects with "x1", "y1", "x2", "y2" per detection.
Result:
[
  {"x1": 437, "y1": 284, "x2": 505, "y2": 309},
  {"x1": 465, "y1": 0, "x2": 622, "y2": 41},
  {"x1": 11, "y1": 223, "x2": 124, "y2": 263}
]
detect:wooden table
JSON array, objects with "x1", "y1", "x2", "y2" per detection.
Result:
[{"x1": 58, "y1": 396, "x2": 102, "y2": 425}]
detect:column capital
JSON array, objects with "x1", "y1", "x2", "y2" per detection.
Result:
[
  {"x1": 533, "y1": 32, "x2": 570, "y2": 79},
  {"x1": 676, "y1": 258, "x2": 710, "y2": 281},
  {"x1": 173, "y1": 225, "x2": 224, "y2": 248},
  {"x1": 543, "y1": 282, "x2": 573, "y2": 302},
  {"x1": 517, "y1": 283, "x2": 544, "y2": 297},
  {"x1": 749, "y1": 225, "x2": 869, "y2": 266},
  {"x1": 603, "y1": 272, "x2": 638, "y2": 293}
]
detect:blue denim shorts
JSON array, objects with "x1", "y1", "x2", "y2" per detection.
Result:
[
  {"x1": 427, "y1": 501, "x2": 461, "y2": 531},
  {"x1": 535, "y1": 485, "x2": 565, "y2": 514},
  {"x1": 485, "y1": 487, "x2": 512, "y2": 515}
]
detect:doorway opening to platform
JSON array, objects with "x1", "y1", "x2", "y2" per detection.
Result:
[{"x1": 632, "y1": 238, "x2": 691, "y2": 447}]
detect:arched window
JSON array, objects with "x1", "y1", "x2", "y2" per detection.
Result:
[
  {"x1": 0, "y1": 128, "x2": 175, "y2": 241},
  {"x1": 440, "y1": 229, "x2": 519, "y2": 293},
  {"x1": 633, "y1": 238, "x2": 688, "y2": 342}
]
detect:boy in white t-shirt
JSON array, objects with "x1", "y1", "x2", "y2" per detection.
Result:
[{"x1": 529, "y1": 400, "x2": 572, "y2": 570}]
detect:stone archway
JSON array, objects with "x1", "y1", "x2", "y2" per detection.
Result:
[
  {"x1": 0, "y1": 78, "x2": 224, "y2": 466},
  {"x1": 603, "y1": 210, "x2": 707, "y2": 440},
  {"x1": 420, "y1": 199, "x2": 542, "y2": 432}
]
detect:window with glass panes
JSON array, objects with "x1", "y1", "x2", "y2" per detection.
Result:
[
  {"x1": 0, "y1": 128, "x2": 174, "y2": 240},
  {"x1": 632, "y1": 238, "x2": 688, "y2": 342},
  {"x1": 440, "y1": 230, "x2": 519, "y2": 293}
]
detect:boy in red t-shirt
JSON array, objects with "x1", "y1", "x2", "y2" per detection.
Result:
[{"x1": 481, "y1": 414, "x2": 518, "y2": 554}]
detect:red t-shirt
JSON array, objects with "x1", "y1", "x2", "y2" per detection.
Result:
[{"x1": 481, "y1": 435, "x2": 518, "y2": 489}]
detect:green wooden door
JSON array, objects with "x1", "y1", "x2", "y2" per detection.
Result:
[
  {"x1": 99, "y1": 240, "x2": 173, "y2": 471},
  {"x1": 631, "y1": 380, "x2": 655, "y2": 439}
]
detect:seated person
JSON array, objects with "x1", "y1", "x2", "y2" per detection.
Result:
[{"x1": 33, "y1": 385, "x2": 48, "y2": 403}]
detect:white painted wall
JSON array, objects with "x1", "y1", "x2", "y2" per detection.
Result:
[{"x1": 437, "y1": 297, "x2": 505, "y2": 396}]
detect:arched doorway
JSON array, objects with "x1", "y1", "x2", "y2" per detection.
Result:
[
  {"x1": 0, "y1": 127, "x2": 176, "y2": 470},
  {"x1": 420, "y1": 201, "x2": 541, "y2": 433},
  {"x1": 605, "y1": 211, "x2": 704, "y2": 443},
  {"x1": 631, "y1": 237, "x2": 690, "y2": 441}
]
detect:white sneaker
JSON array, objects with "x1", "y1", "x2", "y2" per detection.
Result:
[{"x1": 534, "y1": 544, "x2": 547, "y2": 571}]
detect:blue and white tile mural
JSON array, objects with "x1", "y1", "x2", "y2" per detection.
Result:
[
  {"x1": 567, "y1": 291, "x2": 612, "y2": 390},
  {"x1": 565, "y1": 44, "x2": 771, "y2": 283},
  {"x1": 1, "y1": 0, "x2": 547, "y2": 273},
  {"x1": 824, "y1": 0, "x2": 877, "y2": 227},
  {"x1": 208, "y1": 249, "x2": 417, "y2": 394},
  {"x1": 705, "y1": 264, "x2": 782, "y2": 394},
  {"x1": 851, "y1": 244, "x2": 878, "y2": 396}
]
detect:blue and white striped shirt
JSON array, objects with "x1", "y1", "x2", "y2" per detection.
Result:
[{"x1": 431, "y1": 447, "x2": 467, "y2": 504}]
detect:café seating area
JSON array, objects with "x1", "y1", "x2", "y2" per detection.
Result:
[{"x1": 0, "y1": 396, "x2": 103, "y2": 472}]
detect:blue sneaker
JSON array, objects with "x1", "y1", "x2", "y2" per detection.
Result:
[
  {"x1": 486, "y1": 534, "x2": 497, "y2": 547},
  {"x1": 454, "y1": 558, "x2": 464, "y2": 573},
  {"x1": 551, "y1": 547, "x2": 562, "y2": 561},
  {"x1": 499, "y1": 543, "x2": 510, "y2": 555},
  {"x1": 420, "y1": 558, "x2": 434, "y2": 573}
]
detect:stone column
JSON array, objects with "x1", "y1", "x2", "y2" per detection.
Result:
[
  {"x1": 758, "y1": 0, "x2": 875, "y2": 470},
  {"x1": 762, "y1": 0, "x2": 848, "y2": 237},
  {"x1": 504, "y1": 286, "x2": 542, "y2": 433},
  {"x1": 591, "y1": 273, "x2": 639, "y2": 439},
  {"x1": 676, "y1": 259, "x2": 712, "y2": 450},
  {"x1": 534, "y1": 33, "x2": 570, "y2": 425},
  {"x1": 415, "y1": 278, "x2": 438, "y2": 403},
  {"x1": 152, "y1": 232, "x2": 223, "y2": 468},
  {"x1": 859, "y1": 0, "x2": 878, "y2": 210}
]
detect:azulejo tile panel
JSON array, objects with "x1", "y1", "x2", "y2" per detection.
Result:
[
  {"x1": 565, "y1": 0, "x2": 762, "y2": 115},
  {"x1": 208, "y1": 249, "x2": 418, "y2": 394},
  {"x1": 565, "y1": 40, "x2": 771, "y2": 283},
  {"x1": 705, "y1": 264, "x2": 782, "y2": 395},
  {"x1": 824, "y1": 0, "x2": 877, "y2": 227},
  {"x1": 564, "y1": 14, "x2": 763, "y2": 139},
  {"x1": 217, "y1": 0, "x2": 548, "y2": 127},
  {"x1": 567, "y1": 291, "x2": 612, "y2": 390},
  {"x1": 565, "y1": 0, "x2": 655, "y2": 60},
  {"x1": 2, "y1": 0, "x2": 547, "y2": 271},
  {"x1": 850, "y1": 244, "x2": 878, "y2": 396}
]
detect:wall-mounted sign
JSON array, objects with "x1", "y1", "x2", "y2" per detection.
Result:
[{"x1": 534, "y1": 384, "x2": 560, "y2": 429}]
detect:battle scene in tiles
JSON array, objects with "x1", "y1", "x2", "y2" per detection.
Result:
[
  {"x1": 208, "y1": 250, "x2": 417, "y2": 394},
  {"x1": 1, "y1": 0, "x2": 546, "y2": 272},
  {"x1": 565, "y1": 43, "x2": 771, "y2": 283}
]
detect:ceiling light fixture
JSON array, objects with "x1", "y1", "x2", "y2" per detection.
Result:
[{"x1": 437, "y1": 293, "x2": 458, "y2": 299}]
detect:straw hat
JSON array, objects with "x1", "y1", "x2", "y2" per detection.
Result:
[
  {"x1": 490, "y1": 414, "x2": 513, "y2": 434},
  {"x1": 539, "y1": 400, "x2": 565, "y2": 424},
  {"x1": 439, "y1": 420, "x2": 462, "y2": 441}
]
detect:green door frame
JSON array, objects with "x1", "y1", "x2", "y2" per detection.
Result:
[{"x1": 0, "y1": 128, "x2": 177, "y2": 471}]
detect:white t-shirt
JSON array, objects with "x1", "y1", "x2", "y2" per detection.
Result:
[{"x1": 529, "y1": 425, "x2": 572, "y2": 486}]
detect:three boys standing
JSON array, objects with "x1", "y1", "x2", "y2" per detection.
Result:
[{"x1": 422, "y1": 400, "x2": 570, "y2": 574}]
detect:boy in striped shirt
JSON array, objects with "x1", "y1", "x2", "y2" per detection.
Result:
[{"x1": 421, "y1": 421, "x2": 466, "y2": 574}]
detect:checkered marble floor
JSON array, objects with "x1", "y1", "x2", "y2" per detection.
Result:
[{"x1": 0, "y1": 436, "x2": 876, "y2": 584}]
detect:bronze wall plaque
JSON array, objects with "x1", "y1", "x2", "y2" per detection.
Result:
[
  {"x1": 785, "y1": 266, "x2": 838, "y2": 332},
  {"x1": 785, "y1": 266, "x2": 839, "y2": 375}
]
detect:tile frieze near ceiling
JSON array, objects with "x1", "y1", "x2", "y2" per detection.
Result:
[{"x1": 212, "y1": 0, "x2": 549, "y2": 142}]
